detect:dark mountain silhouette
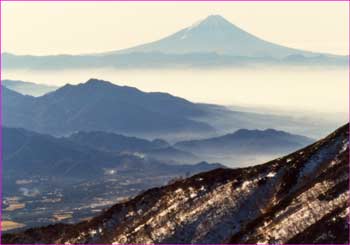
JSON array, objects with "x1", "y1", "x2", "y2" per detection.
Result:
[
  {"x1": 3, "y1": 79, "x2": 336, "y2": 141},
  {"x1": 3, "y1": 15, "x2": 346, "y2": 70},
  {"x1": 2, "y1": 79, "x2": 58, "y2": 96},
  {"x1": 3, "y1": 127, "x2": 132, "y2": 179},
  {"x1": 3, "y1": 124, "x2": 348, "y2": 244},
  {"x1": 2, "y1": 87, "x2": 37, "y2": 128},
  {"x1": 2, "y1": 79, "x2": 214, "y2": 138},
  {"x1": 2, "y1": 85, "x2": 35, "y2": 105}
]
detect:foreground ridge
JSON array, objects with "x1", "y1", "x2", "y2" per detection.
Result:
[{"x1": 3, "y1": 124, "x2": 349, "y2": 244}]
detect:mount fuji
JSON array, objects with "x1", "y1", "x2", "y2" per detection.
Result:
[
  {"x1": 106, "y1": 15, "x2": 319, "y2": 58},
  {"x1": 3, "y1": 15, "x2": 347, "y2": 70}
]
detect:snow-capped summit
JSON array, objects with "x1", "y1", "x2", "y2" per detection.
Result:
[{"x1": 187, "y1": 14, "x2": 233, "y2": 30}]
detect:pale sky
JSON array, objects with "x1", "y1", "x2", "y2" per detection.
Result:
[{"x1": 2, "y1": 1, "x2": 349, "y2": 56}]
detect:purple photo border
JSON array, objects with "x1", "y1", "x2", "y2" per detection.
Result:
[
  {"x1": 0, "y1": 1, "x2": 348, "y2": 245},
  {"x1": 1, "y1": 0, "x2": 3, "y2": 243}
]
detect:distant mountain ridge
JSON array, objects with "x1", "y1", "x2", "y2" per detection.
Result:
[
  {"x1": 2, "y1": 79, "x2": 215, "y2": 139},
  {"x1": 3, "y1": 78, "x2": 335, "y2": 141},
  {"x1": 175, "y1": 128, "x2": 314, "y2": 154},
  {"x1": 173, "y1": 128, "x2": 314, "y2": 166},
  {"x1": 3, "y1": 15, "x2": 347, "y2": 70},
  {"x1": 3, "y1": 127, "x2": 115, "y2": 179},
  {"x1": 65, "y1": 128, "x2": 314, "y2": 166},
  {"x1": 2, "y1": 79, "x2": 58, "y2": 96},
  {"x1": 3, "y1": 126, "x2": 222, "y2": 181}
]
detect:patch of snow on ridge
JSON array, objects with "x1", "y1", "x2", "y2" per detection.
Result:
[
  {"x1": 340, "y1": 139, "x2": 348, "y2": 153},
  {"x1": 298, "y1": 136, "x2": 343, "y2": 183},
  {"x1": 89, "y1": 229, "x2": 97, "y2": 236},
  {"x1": 267, "y1": 172, "x2": 276, "y2": 178},
  {"x1": 260, "y1": 179, "x2": 349, "y2": 244}
]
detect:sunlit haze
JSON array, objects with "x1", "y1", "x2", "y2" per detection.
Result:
[{"x1": 3, "y1": 1, "x2": 349, "y2": 55}]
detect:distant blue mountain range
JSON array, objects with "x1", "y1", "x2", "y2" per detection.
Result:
[
  {"x1": 2, "y1": 79, "x2": 214, "y2": 139},
  {"x1": 2, "y1": 78, "x2": 340, "y2": 141},
  {"x1": 175, "y1": 128, "x2": 313, "y2": 154}
]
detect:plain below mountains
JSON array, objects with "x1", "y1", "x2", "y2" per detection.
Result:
[
  {"x1": 4, "y1": 124, "x2": 348, "y2": 244},
  {"x1": 3, "y1": 15, "x2": 347, "y2": 70}
]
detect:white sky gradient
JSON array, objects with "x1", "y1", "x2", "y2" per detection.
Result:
[{"x1": 2, "y1": 1, "x2": 349, "y2": 55}]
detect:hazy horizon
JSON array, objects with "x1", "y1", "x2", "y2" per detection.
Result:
[{"x1": 3, "y1": 2, "x2": 349, "y2": 56}]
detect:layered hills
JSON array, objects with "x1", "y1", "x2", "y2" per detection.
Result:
[{"x1": 4, "y1": 124, "x2": 348, "y2": 244}]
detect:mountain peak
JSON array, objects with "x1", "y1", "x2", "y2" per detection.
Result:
[
  {"x1": 203, "y1": 14, "x2": 230, "y2": 23},
  {"x1": 100, "y1": 14, "x2": 322, "y2": 58},
  {"x1": 188, "y1": 14, "x2": 233, "y2": 30},
  {"x1": 85, "y1": 78, "x2": 113, "y2": 86}
]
